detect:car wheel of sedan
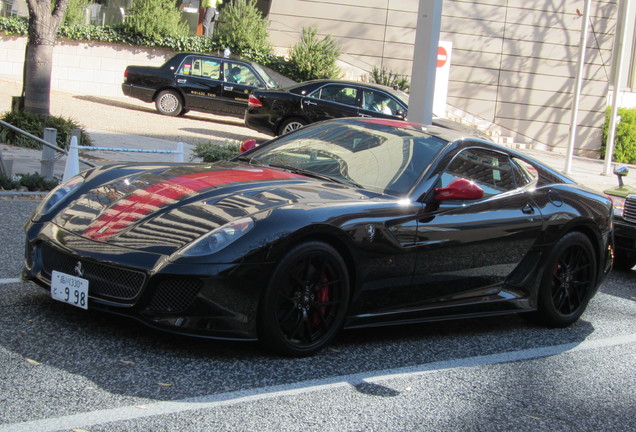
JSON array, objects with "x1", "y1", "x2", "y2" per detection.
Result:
[
  {"x1": 533, "y1": 232, "x2": 597, "y2": 327},
  {"x1": 279, "y1": 118, "x2": 307, "y2": 135},
  {"x1": 155, "y1": 90, "x2": 183, "y2": 116},
  {"x1": 258, "y1": 241, "x2": 350, "y2": 357}
]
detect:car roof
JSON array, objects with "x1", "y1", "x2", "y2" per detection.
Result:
[{"x1": 289, "y1": 79, "x2": 407, "y2": 96}]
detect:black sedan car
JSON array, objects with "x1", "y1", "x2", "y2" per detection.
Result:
[
  {"x1": 604, "y1": 166, "x2": 636, "y2": 270},
  {"x1": 244, "y1": 79, "x2": 487, "y2": 138},
  {"x1": 22, "y1": 118, "x2": 613, "y2": 356},
  {"x1": 122, "y1": 52, "x2": 295, "y2": 117}
]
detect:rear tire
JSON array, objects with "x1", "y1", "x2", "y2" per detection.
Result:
[
  {"x1": 257, "y1": 241, "x2": 350, "y2": 357},
  {"x1": 155, "y1": 90, "x2": 183, "y2": 116},
  {"x1": 531, "y1": 232, "x2": 597, "y2": 327},
  {"x1": 279, "y1": 117, "x2": 307, "y2": 135}
]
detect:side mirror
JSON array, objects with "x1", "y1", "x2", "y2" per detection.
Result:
[
  {"x1": 434, "y1": 178, "x2": 484, "y2": 202},
  {"x1": 396, "y1": 109, "x2": 406, "y2": 119},
  {"x1": 614, "y1": 166, "x2": 629, "y2": 187},
  {"x1": 240, "y1": 138, "x2": 257, "y2": 154}
]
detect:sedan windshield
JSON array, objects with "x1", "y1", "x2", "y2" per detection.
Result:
[{"x1": 248, "y1": 120, "x2": 447, "y2": 195}]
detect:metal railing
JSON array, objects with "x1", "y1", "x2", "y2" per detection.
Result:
[{"x1": 0, "y1": 119, "x2": 96, "y2": 179}]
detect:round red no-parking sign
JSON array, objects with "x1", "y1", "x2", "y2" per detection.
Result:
[{"x1": 437, "y1": 46, "x2": 448, "y2": 68}]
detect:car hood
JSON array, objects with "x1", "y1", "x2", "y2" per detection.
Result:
[{"x1": 53, "y1": 162, "x2": 370, "y2": 253}]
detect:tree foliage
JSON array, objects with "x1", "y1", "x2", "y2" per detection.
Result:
[
  {"x1": 123, "y1": 0, "x2": 189, "y2": 39},
  {"x1": 287, "y1": 26, "x2": 341, "y2": 81},
  {"x1": 214, "y1": 0, "x2": 271, "y2": 56}
]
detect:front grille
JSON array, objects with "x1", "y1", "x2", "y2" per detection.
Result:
[
  {"x1": 624, "y1": 195, "x2": 636, "y2": 223},
  {"x1": 146, "y1": 279, "x2": 203, "y2": 313},
  {"x1": 40, "y1": 243, "x2": 146, "y2": 301}
]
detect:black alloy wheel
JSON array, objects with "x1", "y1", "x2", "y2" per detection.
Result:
[
  {"x1": 534, "y1": 232, "x2": 597, "y2": 327},
  {"x1": 258, "y1": 241, "x2": 350, "y2": 357},
  {"x1": 155, "y1": 90, "x2": 183, "y2": 116}
]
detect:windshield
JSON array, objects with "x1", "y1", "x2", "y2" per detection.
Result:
[{"x1": 247, "y1": 121, "x2": 447, "y2": 195}]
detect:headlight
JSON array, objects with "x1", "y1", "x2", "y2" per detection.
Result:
[
  {"x1": 177, "y1": 217, "x2": 254, "y2": 257},
  {"x1": 33, "y1": 175, "x2": 84, "y2": 219}
]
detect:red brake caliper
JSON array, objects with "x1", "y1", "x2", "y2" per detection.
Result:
[{"x1": 312, "y1": 276, "x2": 329, "y2": 327}]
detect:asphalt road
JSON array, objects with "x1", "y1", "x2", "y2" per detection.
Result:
[{"x1": 0, "y1": 200, "x2": 635, "y2": 432}]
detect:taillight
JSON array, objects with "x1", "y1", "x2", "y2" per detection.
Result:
[
  {"x1": 248, "y1": 95, "x2": 263, "y2": 108},
  {"x1": 123, "y1": 68, "x2": 128, "y2": 81}
]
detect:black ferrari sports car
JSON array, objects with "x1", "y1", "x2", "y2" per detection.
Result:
[{"x1": 22, "y1": 118, "x2": 614, "y2": 356}]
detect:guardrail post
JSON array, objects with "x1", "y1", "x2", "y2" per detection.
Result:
[
  {"x1": 175, "y1": 142, "x2": 185, "y2": 162},
  {"x1": 41, "y1": 128, "x2": 57, "y2": 180}
]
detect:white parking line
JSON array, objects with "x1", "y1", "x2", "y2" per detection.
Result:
[
  {"x1": 0, "y1": 278, "x2": 21, "y2": 284},
  {"x1": 2, "y1": 332, "x2": 636, "y2": 432}
]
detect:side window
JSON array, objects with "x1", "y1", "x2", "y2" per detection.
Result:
[
  {"x1": 224, "y1": 62, "x2": 261, "y2": 86},
  {"x1": 362, "y1": 90, "x2": 401, "y2": 115},
  {"x1": 310, "y1": 85, "x2": 358, "y2": 106},
  {"x1": 440, "y1": 148, "x2": 517, "y2": 197},
  {"x1": 177, "y1": 56, "x2": 195, "y2": 75},
  {"x1": 178, "y1": 57, "x2": 220, "y2": 79},
  {"x1": 512, "y1": 158, "x2": 538, "y2": 186}
]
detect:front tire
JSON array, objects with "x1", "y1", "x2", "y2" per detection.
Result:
[
  {"x1": 257, "y1": 241, "x2": 350, "y2": 357},
  {"x1": 155, "y1": 90, "x2": 183, "y2": 116},
  {"x1": 532, "y1": 232, "x2": 597, "y2": 327}
]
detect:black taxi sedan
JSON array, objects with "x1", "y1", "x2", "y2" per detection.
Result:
[{"x1": 122, "y1": 52, "x2": 295, "y2": 118}]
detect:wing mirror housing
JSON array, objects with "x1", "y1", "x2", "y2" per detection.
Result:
[
  {"x1": 434, "y1": 178, "x2": 484, "y2": 202},
  {"x1": 240, "y1": 138, "x2": 257, "y2": 154}
]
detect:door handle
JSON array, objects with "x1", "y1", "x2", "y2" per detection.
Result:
[
  {"x1": 224, "y1": 86, "x2": 233, "y2": 91},
  {"x1": 303, "y1": 100, "x2": 317, "y2": 106},
  {"x1": 177, "y1": 79, "x2": 187, "y2": 84},
  {"x1": 522, "y1": 204, "x2": 535, "y2": 214}
]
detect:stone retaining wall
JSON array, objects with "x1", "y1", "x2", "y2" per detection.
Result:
[{"x1": 0, "y1": 35, "x2": 177, "y2": 97}]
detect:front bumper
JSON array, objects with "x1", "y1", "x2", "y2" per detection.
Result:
[
  {"x1": 614, "y1": 218, "x2": 636, "y2": 255},
  {"x1": 22, "y1": 225, "x2": 273, "y2": 340}
]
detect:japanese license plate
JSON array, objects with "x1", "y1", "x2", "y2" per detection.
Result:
[{"x1": 51, "y1": 270, "x2": 89, "y2": 310}]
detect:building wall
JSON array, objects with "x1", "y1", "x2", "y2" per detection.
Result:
[{"x1": 267, "y1": 0, "x2": 618, "y2": 155}]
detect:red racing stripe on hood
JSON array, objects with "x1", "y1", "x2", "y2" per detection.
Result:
[{"x1": 82, "y1": 168, "x2": 301, "y2": 241}]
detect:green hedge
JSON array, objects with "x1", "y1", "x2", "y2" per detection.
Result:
[{"x1": 0, "y1": 16, "x2": 338, "y2": 82}]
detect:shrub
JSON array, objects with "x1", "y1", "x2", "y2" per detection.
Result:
[
  {"x1": 287, "y1": 26, "x2": 341, "y2": 81},
  {"x1": 601, "y1": 106, "x2": 636, "y2": 164},
  {"x1": 192, "y1": 141, "x2": 240, "y2": 162},
  {"x1": 0, "y1": 172, "x2": 59, "y2": 191},
  {"x1": 64, "y1": 0, "x2": 91, "y2": 26},
  {"x1": 368, "y1": 67, "x2": 410, "y2": 93},
  {"x1": 214, "y1": 0, "x2": 271, "y2": 57},
  {"x1": 0, "y1": 111, "x2": 93, "y2": 150},
  {"x1": 123, "y1": 0, "x2": 190, "y2": 39}
]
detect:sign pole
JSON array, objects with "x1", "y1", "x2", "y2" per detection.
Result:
[{"x1": 407, "y1": 0, "x2": 444, "y2": 125}]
